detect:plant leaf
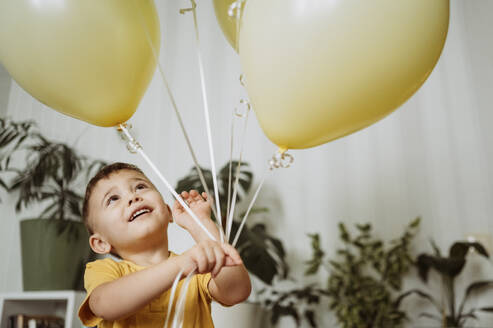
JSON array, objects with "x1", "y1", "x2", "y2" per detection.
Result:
[
  {"x1": 305, "y1": 310, "x2": 317, "y2": 328},
  {"x1": 458, "y1": 280, "x2": 493, "y2": 316},
  {"x1": 457, "y1": 310, "x2": 478, "y2": 327},
  {"x1": 430, "y1": 239, "x2": 442, "y2": 257},
  {"x1": 395, "y1": 289, "x2": 441, "y2": 313},
  {"x1": 409, "y1": 217, "x2": 421, "y2": 228},
  {"x1": 235, "y1": 223, "x2": 288, "y2": 284},
  {"x1": 416, "y1": 254, "x2": 466, "y2": 280},
  {"x1": 305, "y1": 233, "x2": 325, "y2": 276},
  {"x1": 480, "y1": 306, "x2": 493, "y2": 312},
  {"x1": 450, "y1": 241, "x2": 489, "y2": 259},
  {"x1": 419, "y1": 312, "x2": 441, "y2": 322}
]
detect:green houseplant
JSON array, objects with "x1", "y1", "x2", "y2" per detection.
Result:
[
  {"x1": 404, "y1": 240, "x2": 493, "y2": 327},
  {"x1": 303, "y1": 218, "x2": 421, "y2": 328},
  {"x1": 175, "y1": 161, "x2": 289, "y2": 285},
  {"x1": 253, "y1": 218, "x2": 420, "y2": 328},
  {"x1": 258, "y1": 282, "x2": 324, "y2": 327},
  {"x1": 0, "y1": 118, "x2": 105, "y2": 290}
]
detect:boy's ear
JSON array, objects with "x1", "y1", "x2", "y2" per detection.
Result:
[{"x1": 89, "y1": 233, "x2": 112, "y2": 255}]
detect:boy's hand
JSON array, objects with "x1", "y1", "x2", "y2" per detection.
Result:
[
  {"x1": 178, "y1": 240, "x2": 242, "y2": 277},
  {"x1": 172, "y1": 190, "x2": 212, "y2": 231}
]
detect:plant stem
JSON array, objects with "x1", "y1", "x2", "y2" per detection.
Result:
[
  {"x1": 59, "y1": 179, "x2": 65, "y2": 220},
  {"x1": 443, "y1": 275, "x2": 456, "y2": 324}
]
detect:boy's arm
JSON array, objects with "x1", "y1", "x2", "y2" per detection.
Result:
[
  {"x1": 88, "y1": 242, "x2": 236, "y2": 321},
  {"x1": 89, "y1": 255, "x2": 185, "y2": 321},
  {"x1": 184, "y1": 211, "x2": 252, "y2": 306},
  {"x1": 173, "y1": 190, "x2": 252, "y2": 305},
  {"x1": 208, "y1": 246, "x2": 252, "y2": 306}
]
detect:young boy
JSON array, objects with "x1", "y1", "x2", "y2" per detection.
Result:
[{"x1": 78, "y1": 162, "x2": 251, "y2": 327}]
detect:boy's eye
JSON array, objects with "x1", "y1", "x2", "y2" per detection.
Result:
[
  {"x1": 136, "y1": 183, "x2": 147, "y2": 190},
  {"x1": 107, "y1": 195, "x2": 119, "y2": 206}
]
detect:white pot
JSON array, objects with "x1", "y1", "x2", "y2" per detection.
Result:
[{"x1": 212, "y1": 302, "x2": 270, "y2": 328}]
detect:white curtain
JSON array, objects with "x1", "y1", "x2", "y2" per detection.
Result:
[{"x1": 1, "y1": 0, "x2": 493, "y2": 326}]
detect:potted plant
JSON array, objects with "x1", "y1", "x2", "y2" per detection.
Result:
[
  {"x1": 0, "y1": 118, "x2": 105, "y2": 291},
  {"x1": 257, "y1": 282, "x2": 324, "y2": 327},
  {"x1": 244, "y1": 218, "x2": 421, "y2": 328},
  {"x1": 403, "y1": 240, "x2": 493, "y2": 327},
  {"x1": 302, "y1": 218, "x2": 421, "y2": 328}
]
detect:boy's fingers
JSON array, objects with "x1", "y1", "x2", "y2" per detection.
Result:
[
  {"x1": 221, "y1": 243, "x2": 242, "y2": 265},
  {"x1": 172, "y1": 200, "x2": 182, "y2": 212},
  {"x1": 212, "y1": 246, "x2": 225, "y2": 277},
  {"x1": 193, "y1": 192, "x2": 203, "y2": 202},
  {"x1": 189, "y1": 190, "x2": 198, "y2": 198},
  {"x1": 181, "y1": 191, "x2": 189, "y2": 200},
  {"x1": 195, "y1": 249, "x2": 207, "y2": 273},
  {"x1": 204, "y1": 193, "x2": 213, "y2": 204},
  {"x1": 204, "y1": 246, "x2": 215, "y2": 272},
  {"x1": 224, "y1": 255, "x2": 238, "y2": 267}
]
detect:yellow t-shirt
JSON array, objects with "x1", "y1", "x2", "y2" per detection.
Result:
[{"x1": 78, "y1": 255, "x2": 214, "y2": 328}]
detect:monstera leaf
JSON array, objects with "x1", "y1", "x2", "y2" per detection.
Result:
[
  {"x1": 233, "y1": 222, "x2": 288, "y2": 285},
  {"x1": 175, "y1": 161, "x2": 253, "y2": 220},
  {"x1": 175, "y1": 161, "x2": 252, "y2": 203}
]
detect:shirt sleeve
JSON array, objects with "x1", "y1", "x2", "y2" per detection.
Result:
[
  {"x1": 78, "y1": 258, "x2": 123, "y2": 326},
  {"x1": 197, "y1": 273, "x2": 213, "y2": 303}
]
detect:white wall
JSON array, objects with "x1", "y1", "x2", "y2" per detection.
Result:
[{"x1": 1, "y1": 0, "x2": 493, "y2": 327}]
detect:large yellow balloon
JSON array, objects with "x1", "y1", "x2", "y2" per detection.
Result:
[
  {"x1": 0, "y1": 0, "x2": 160, "y2": 127},
  {"x1": 213, "y1": 0, "x2": 243, "y2": 52},
  {"x1": 240, "y1": 0, "x2": 449, "y2": 150}
]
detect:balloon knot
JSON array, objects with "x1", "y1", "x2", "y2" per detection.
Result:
[
  {"x1": 179, "y1": 0, "x2": 197, "y2": 15},
  {"x1": 269, "y1": 151, "x2": 293, "y2": 170},
  {"x1": 234, "y1": 99, "x2": 251, "y2": 118},
  {"x1": 116, "y1": 123, "x2": 142, "y2": 154}
]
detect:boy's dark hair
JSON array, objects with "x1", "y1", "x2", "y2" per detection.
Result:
[{"x1": 82, "y1": 162, "x2": 145, "y2": 234}]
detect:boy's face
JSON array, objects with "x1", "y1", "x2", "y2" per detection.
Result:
[{"x1": 88, "y1": 169, "x2": 171, "y2": 256}]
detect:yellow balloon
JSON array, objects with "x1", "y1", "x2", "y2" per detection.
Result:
[
  {"x1": 213, "y1": 0, "x2": 244, "y2": 52},
  {"x1": 240, "y1": 0, "x2": 449, "y2": 150},
  {"x1": 0, "y1": 0, "x2": 160, "y2": 127}
]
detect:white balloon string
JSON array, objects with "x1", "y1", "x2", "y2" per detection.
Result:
[
  {"x1": 118, "y1": 124, "x2": 217, "y2": 241},
  {"x1": 181, "y1": 1, "x2": 224, "y2": 243},
  {"x1": 226, "y1": 105, "x2": 250, "y2": 242},
  {"x1": 232, "y1": 168, "x2": 270, "y2": 247},
  {"x1": 226, "y1": 81, "x2": 249, "y2": 240},
  {"x1": 226, "y1": 113, "x2": 235, "y2": 226},
  {"x1": 132, "y1": 0, "x2": 219, "y2": 222},
  {"x1": 163, "y1": 268, "x2": 185, "y2": 328},
  {"x1": 232, "y1": 150, "x2": 294, "y2": 247},
  {"x1": 226, "y1": 178, "x2": 239, "y2": 243},
  {"x1": 171, "y1": 270, "x2": 195, "y2": 328}
]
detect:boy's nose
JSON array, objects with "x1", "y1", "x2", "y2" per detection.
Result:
[{"x1": 128, "y1": 195, "x2": 142, "y2": 205}]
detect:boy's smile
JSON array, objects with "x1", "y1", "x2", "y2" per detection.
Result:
[{"x1": 129, "y1": 206, "x2": 152, "y2": 222}]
